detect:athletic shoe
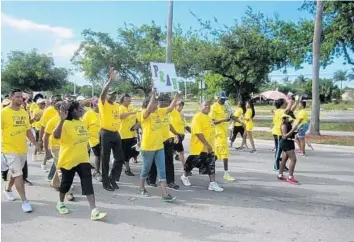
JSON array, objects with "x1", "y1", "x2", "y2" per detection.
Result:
[
  {"x1": 25, "y1": 179, "x2": 33, "y2": 186},
  {"x1": 168, "y1": 183, "x2": 179, "y2": 190},
  {"x1": 138, "y1": 188, "x2": 149, "y2": 197},
  {"x1": 125, "y1": 170, "x2": 135, "y2": 176},
  {"x1": 95, "y1": 173, "x2": 103, "y2": 182},
  {"x1": 208, "y1": 182, "x2": 224, "y2": 192},
  {"x1": 250, "y1": 149, "x2": 257, "y2": 153},
  {"x1": 22, "y1": 201, "x2": 33, "y2": 213},
  {"x1": 286, "y1": 177, "x2": 299, "y2": 185},
  {"x1": 91, "y1": 208, "x2": 107, "y2": 221},
  {"x1": 146, "y1": 181, "x2": 157, "y2": 187},
  {"x1": 162, "y1": 194, "x2": 176, "y2": 203},
  {"x1": 180, "y1": 175, "x2": 191, "y2": 186},
  {"x1": 66, "y1": 193, "x2": 75, "y2": 201},
  {"x1": 4, "y1": 189, "x2": 15, "y2": 201},
  {"x1": 41, "y1": 165, "x2": 48, "y2": 172},
  {"x1": 277, "y1": 175, "x2": 286, "y2": 181},
  {"x1": 223, "y1": 174, "x2": 235, "y2": 181},
  {"x1": 110, "y1": 181, "x2": 119, "y2": 190},
  {"x1": 175, "y1": 154, "x2": 180, "y2": 161},
  {"x1": 56, "y1": 202, "x2": 69, "y2": 214}
]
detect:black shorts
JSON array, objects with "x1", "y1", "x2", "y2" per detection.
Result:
[
  {"x1": 279, "y1": 139, "x2": 295, "y2": 152},
  {"x1": 173, "y1": 134, "x2": 185, "y2": 153},
  {"x1": 91, "y1": 143, "x2": 101, "y2": 157},
  {"x1": 121, "y1": 138, "x2": 139, "y2": 162},
  {"x1": 59, "y1": 163, "x2": 93, "y2": 195},
  {"x1": 232, "y1": 126, "x2": 244, "y2": 137},
  {"x1": 184, "y1": 152, "x2": 216, "y2": 175}
]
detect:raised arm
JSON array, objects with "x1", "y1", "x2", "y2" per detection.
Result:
[
  {"x1": 167, "y1": 93, "x2": 180, "y2": 113},
  {"x1": 100, "y1": 67, "x2": 117, "y2": 104},
  {"x1": 143, "y1": 88, "x2": 157, "y2": 119},
  {"x1": 53, "y1": 107, "x2": 68, "y2": 139}
]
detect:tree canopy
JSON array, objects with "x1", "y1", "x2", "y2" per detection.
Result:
[{"x1": 1, "y1": 49, "x2": 69, "y2": 93}]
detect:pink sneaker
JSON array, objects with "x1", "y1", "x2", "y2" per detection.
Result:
[{"x1": 286, "y1": 177, "x2": 299, "y2": 185}]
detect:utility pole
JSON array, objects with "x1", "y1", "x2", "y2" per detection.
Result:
[{"x1": 166, "y1": 0, "x2": 173, "y2": 63}]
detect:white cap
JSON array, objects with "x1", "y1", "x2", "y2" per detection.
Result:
[
  {"x1": 76, "y1": 96, "x2": 85, "y2": 101},
  {"x1": 36, "y1": 98, "x2": 46, "y2": 104}
]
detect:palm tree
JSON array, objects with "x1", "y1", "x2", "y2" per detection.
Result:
[
  {"x1": 333, "y1": 70, "x2": 347, "y2": 91},
  {"x1": 310, "y1": 0, "x2": 324, "y2": 136},
  {"x1": 295, "y1": 74, "x2": 308, "y2": 87}
]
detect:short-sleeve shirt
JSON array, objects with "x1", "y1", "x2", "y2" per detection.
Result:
[
  {"x1": 232, "y1": 108, "x2": 244, "y2": 127},
  {"x1": 98, "y1": 99, "x2": 120, "y2": 132},
  {"x1": 1, "y1": 107, "x2": 30, "y2": 154},
  {"x1": 45, "y1": 115, "x2": 61, "y2": 148},
  {"x1": 209, "y1": 102, "x2": 229, "y2": 136},
  {"x1": 119, "y1": 105, "x2": 137, "y2": 139},
  {"x1": 190, "y1": 112, "x2": 215, "y2": 155},
  {"x1": 296, "y1": 109, "x2": 308, "y2": 125},
  {"x1": 82, "y1": 109, "x2": 100, "y2": 147},
  {"x1": 40, "y1": 106, "x2": 57, "y2": 128},
  {"x1": 57, "y1": 120, "x2": 90, "y2": 170},
  {"x1": 140, "y1": 108, "x2": 168, "y2": 151}
]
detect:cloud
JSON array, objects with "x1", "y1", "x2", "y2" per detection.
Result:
[
  {"x1": 50, "y1": 39, "x2": 80, "y2": 58},
  {"x1": 1, "y1": 13, "x2": 73, "y2": 39}
]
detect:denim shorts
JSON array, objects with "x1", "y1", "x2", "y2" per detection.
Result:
[
  {"x1": 140, "y1": 149, "x2": 166, "y2": 182},
  {"x1": 298, "y1": 123, "x2": 309, "y2": 137}
]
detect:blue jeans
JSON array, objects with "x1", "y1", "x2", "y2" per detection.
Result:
[{"x1": 140, "y1": 149, "x2": 166, "y2": 182}]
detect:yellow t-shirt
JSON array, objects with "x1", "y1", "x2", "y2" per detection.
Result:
[
  {"x1": 232, "y1": 108, "x2": 244, "y2": 127},
  {"x1": 140, "y1": 108, "x2": 168, "y2": 151},
  {"x1": 296, "y1": 109, "x2": 308, "y2": 125},
  {"x1": 190, "y1": 112, "x2": 215, "y2": 155},
  {"x1": 209, "y1": 102, "x2": 229, "y2": 140},
  {"x1": 170, "y1": 109, "x2": 185, "y2": 134},
  {"x1": 57, "y1": 120, "x2": 90, "y2": 170},
  {"x1": 82, "y1": 109, "x2": 100, "y2": 147},
  {"x1": 1, "y1": 107, "x2": 30, "y2": 154},
  {"x1": 98, "y1": 99, "x2": 120, "y2": 132},
  {"x1": 160, "y1": 109, "x2": 171, "y2": 142},
  {"x1": 136, "y1": 109, "x2": 143, "y2": 124},
  {"x1": 119, "y1": 105, "x2": 137, "y2": 139},
  {"x1": 29, "y1": 103, "x2": 39, "y2": 114},
  {"x1": 272, "y1": 109, "x2": 285, "y2": 136},
  {"x1": 244, "y1": 108, "x2": 254, "y2": 131},
  {"x1": 40, "y1": 106, "x2": 57, "y2": 128},
  {"x1": 44, "y1": 115, "x2": 61, "y2": 148},
  {"x1": 32, "y1": 108, "x2": 44, "y2": 130}
]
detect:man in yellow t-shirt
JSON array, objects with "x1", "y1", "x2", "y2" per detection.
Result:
[
  {"x1": 180, "y1": 101, "x2": 224, "y2": 192},
  {"x1": 82, "y1": 97, "x2": 102, "y2": 181},
  {"x1": 98, "y1": 68, "x2": 124, "y2": 191},
  {"x1": 118, "y1": 94, "x2": 139, "y2": 177},
  {"x1": 138, "y1": 88, "x2": 179, "y2": 202},
  {"x1": 1, "y1": 88, "x2": 38, "y2": 213},
  {"x1": 39, "y1": 95, "x2": 62, "y2": 172},
  {"x1": 295, "y1": 101, "x2": 309, "y2": 155},
  {"x1": 209, "y1": 91, "x2": 235, "y2": 182}
]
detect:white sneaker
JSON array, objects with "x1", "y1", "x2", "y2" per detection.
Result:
[
  {"x1": 22, "y1": 201, "x2": 33, "y2": 213},
  {"x1": 4, "y1": 189, "x2": 15, "y2": 201},
  {"x1": 180, "y1": 175, "x2": 191, "y2": 186},
  {"x1": 208, "y1": 182, "x2": 224, "y2": 192},
  {"x1": 41, "y1": 165, "x2": 48, "y2": 172}
]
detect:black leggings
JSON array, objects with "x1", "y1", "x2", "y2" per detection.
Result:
[{"x1": 230, "y1": 126, "x2": 245, "y2": 142}]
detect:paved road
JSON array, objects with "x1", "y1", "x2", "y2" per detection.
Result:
[{"x1": 2, "y1": 140, "x2": 354, "y2": 242}]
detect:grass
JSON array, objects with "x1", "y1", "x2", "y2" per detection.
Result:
[
  {"x1": 182, "y1": 101, "x2": 354, "y2": 112},
  {"x1": 254, "y1": 120, "x2": 354, "y2": 132},
  {"x1": 251, "y1": 131, "x2": 354, "y2": 146}
]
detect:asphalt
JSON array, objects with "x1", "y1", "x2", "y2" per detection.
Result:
[{"x1": 2, "y1": 139, "x2": 354, "y2": 242}]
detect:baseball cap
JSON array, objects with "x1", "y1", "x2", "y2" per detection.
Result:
[
  {"x1": 217, "y1": 91, "x2": 228, "y2": 99},
  {"x1": 37, "y1": 98, "x2": 46, "y2": 104}
]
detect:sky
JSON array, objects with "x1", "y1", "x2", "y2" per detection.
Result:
[{"x1": 1, "y1": 1, "x2": 353, "y2": 88}]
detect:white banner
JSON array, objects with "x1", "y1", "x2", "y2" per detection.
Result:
[{"x1": 150, "y1": 62, "x2": 179, "y2": 92}]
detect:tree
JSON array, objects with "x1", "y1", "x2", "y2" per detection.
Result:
[
  {"x1": 1, "y1": 49, "x2": 69, "y2": 92},
  {"x1": 300, "y1": 2, "x2": 354, "y2": 67},
  {"x1": 310, "y1": 0, "x2": 324, "y2": 136},
  {"x1": 295, "y1": 74, "x2": 308, "y2": 87},
  {"x1": 193, "y1": 8, "x2": 300, "y2": 101},
  {"x1": 333, "y1": 70, "x2": 352, "y2": 91}
]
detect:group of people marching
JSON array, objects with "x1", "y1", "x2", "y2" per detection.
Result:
[{"x1": 1, "y1": 68, "x2": 308, "y2": 220}]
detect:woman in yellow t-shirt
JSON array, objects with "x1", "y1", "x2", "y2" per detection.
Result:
[
  {"x1": 242, "y1": 100, "x2": 256, "y2": 153},
  {"x1": 53, "y1": 101, "x2": 107, "y2": 221}
]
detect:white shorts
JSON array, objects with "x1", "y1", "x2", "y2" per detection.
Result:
[{"x1": 1, "y1": 154, "x2": 26, "y2": 177}]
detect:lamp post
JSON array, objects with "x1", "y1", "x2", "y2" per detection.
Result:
[{"x1": 166, "y1": 0, "x2": 173, "y2": 63}]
